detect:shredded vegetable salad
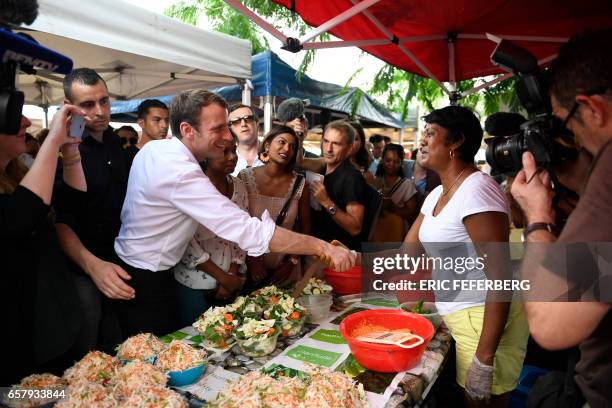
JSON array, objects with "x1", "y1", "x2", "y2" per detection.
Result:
[
  {"x1": 228, "y1": 296, "x2": 262, "y2": 318},
  {"x1": 250, "y1": 285, "x2": 286, "y2": 306},
  {"x1": 155, "y1": 340, "x2": 204, "y2": 372},
  {"x1": 5, "y1": 373, "x2": 67, "y2": 408},
  {"x1": 208, "y1": 366, "x2": 369, "y2": 408},
  {"x1": 63, "y1": 351, "x2": 118, "y2": 385},
  {"x1": 263, "y1": 294, "x2": 306, "y2": 321},
  {"x1": 16, "y1": 373, "x2": 66, "y2": 389},
  {"x1": 234, "y1": 318, "x2": 277, "y2": 340},
  {"x1": 55, "y1": 380, "x2": 117, "y2": 408},
  {"x1": 208, "y1": 371, "x2": 306, "y2": 408},
  {"x1": 193, "y1": 306, "x2": 239, "y2": 348},
  {"x1": 301, "y1": 278, "x2": 333, "y2": 295},
  {"x1": 303, "y1": 365, "x2": 368, "y2": 407},
  {"x1": 119, "y1": 385, "x2": 186, "y2": 408},
  {"x1": 116, "y1": 333, "x2": 165, "y2": 361},
  {"x1": 111, "y1": 360, "x2": 167, "y2": 399}
]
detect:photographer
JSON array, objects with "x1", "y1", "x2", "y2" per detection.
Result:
[
  {"x1": 0, "y1": 104, "x2": 88, "y2": 384},
  {"x1": 511, "y1": 29, "x2": 612, "y2": 407}
]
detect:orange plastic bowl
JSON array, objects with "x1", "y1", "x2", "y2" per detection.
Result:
[
  {"x1": 339, "y1": 309, "x2": 434, "y2": 372},
  {"x1": 323, "y1": 266, "x2": 361, "y2": 295}
]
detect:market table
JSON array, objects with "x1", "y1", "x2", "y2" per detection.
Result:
[{"x1": 162, "y1": 293, "x2": 453, "y2": 407}]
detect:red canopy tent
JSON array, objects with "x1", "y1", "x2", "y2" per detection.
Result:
[{"x1": 224, "y1": 0, "x2": 611, "y2": 101}]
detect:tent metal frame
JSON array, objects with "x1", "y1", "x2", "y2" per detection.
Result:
[{"x1": 223, "y1": 0, "x2": 566, "y2": 104}]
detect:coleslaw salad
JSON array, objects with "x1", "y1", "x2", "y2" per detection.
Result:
[
  {"x1": 116, "y1": 333, "x2": 165, "y2": 362},
  {"x1": 155, "y1": 340, "x2": 205, "y2": 372}
]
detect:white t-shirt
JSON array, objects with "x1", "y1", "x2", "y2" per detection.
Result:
[
  {"x1": 231, "y1": 147, "x2": 264, "y2": 177},
  {"x1": 114, "y1": 137, "x2": 275, "y2": 271},
  {"x1": 418, "y1": 171, "x2": 509, "y2": 315}
]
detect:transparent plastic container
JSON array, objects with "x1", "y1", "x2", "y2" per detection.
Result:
[{"x1": 235, "y1": 331, "x2": 280, "y2": 357}]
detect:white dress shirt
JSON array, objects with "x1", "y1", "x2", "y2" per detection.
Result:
[
  {"x1": 173, "y1": 177, "x2": 248, "y2": 289},
  {"x1": 231, "y1": 147, "x2": 264, "y2": 177},
  {"x1": 114, "y1": 137, "x2": 275, "y2": 271}
]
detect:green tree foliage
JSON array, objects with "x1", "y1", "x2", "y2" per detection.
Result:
[
  {"x1": 165, "y1": 0, "x2": 327, "y2": 73},
  {"x1": 369, "y1": 65, "x2": 520, "y2": 117}
]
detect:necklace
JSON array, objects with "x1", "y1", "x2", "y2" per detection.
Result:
[{"x1": 441, "y1": 166, "x2": 468, "y2": 196}]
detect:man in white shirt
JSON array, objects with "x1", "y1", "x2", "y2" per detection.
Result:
[
  {"x1": 114, "y1": 90, "x2": 355, "y2": 337},
  {"x1": 229, "y1": 104, "x2": 263, "y2": 176}
]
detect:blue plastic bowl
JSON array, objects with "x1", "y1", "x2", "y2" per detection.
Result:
[{"x1": 167, "y1": 363, "x2": 206, "y2": 387}]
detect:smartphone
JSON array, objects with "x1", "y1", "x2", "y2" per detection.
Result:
[{"x1": 69, "y1": 114, "x2": 86, "y2": 139}]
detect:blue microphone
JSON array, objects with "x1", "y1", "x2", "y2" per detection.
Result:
[
  {"x1": 0, "y1": 28, "x2": 72, "y2": 74},
  {"x1": 1, "y1": 28, "x2": 73, "y2": 134}
]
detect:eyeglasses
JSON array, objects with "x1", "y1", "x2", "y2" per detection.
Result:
[
  {"x1": 228, "y1": 115, "x2": 255, "y2": 126},
  {"x1": 562, "y1": 86, "x2": 608, "y2": 128}
]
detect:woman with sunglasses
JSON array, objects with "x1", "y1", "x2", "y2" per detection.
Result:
[{"x1": 238, "y1": 125, "x2": 311, "y2": 289}]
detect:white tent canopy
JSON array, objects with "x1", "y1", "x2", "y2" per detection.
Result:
[{"x1": 17, "y1": 0, "x2": 251, "y2": 108}]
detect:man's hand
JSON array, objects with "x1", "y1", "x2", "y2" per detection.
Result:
[
  {"x1": 215, "y1": 285, "x2": 233, "y2": 301},
  {"x1": 286, "y1": 118, "x2": 305, "y2": 135},
  {"x1": 218, "y1": 272, "x2": 246, "y2": 293},
  {"x1": 320, "y1": 242, "x2": 356, "y2": 271},
  {"x1": 87, "y1": 258, "x2": 135, "y2": 300},
  {"x1": 247, "y1": 256, "x2": 268, "y2": 283},
  {"x1": 310, "y1": 181, "x2": 332, "y2": 207},
  {"x1": 511, "y1": 151, "x2": 555, "y2": 224}
]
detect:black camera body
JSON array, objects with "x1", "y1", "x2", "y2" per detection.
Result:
[{"x1": 485, "y1": 40, "x2": 576, "y2": 176}]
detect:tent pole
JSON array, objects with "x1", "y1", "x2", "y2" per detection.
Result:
[
  {"x1": 223, "y1": 0, "x2": 287, "y2": 43},
  {"x1": 241, "y1": 79, "x2": 253, "y2": 106},
  {"x1": 43, "y1": 106, "x2": 49, "y2": 128},
  {"x1": 264, "y1": 95, "x2": 273, "y2": 134},
  {"x1": 298, "y1": 0, "x2": 382, "y2": 44}
]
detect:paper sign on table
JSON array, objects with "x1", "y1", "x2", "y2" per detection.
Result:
[{"x1": 178, "y1": 366, "x2": 240, "y2": 401}]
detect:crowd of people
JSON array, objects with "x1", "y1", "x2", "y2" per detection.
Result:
[{"x1": 0, "y1": 25, "x2": 610, "y2": 408}]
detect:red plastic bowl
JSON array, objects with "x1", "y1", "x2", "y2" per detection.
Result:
[
  {"x1": 323, "y1": 266, "x2": 361, "y2": 295},
  {"x1": 339, "y1": 309, "x2": 434, "y2": 372}
]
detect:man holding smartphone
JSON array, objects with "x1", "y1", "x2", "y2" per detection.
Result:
[{"x1": 53, "y1": 68, "x2": 132, "y2": 357}]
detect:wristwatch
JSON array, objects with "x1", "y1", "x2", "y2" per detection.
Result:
[
  {"x1": 523, "y1": 222, "x2": 558, "y2": 239},
  {"x1": 327, "y1": 204, "x2": 337, "y2": 216}
]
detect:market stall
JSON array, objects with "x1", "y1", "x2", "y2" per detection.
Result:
[
  {"x1": 163, "y1": 293, "x2": 452, "y2": 407},
  {"x1": 110, "y1": 51, "x2": 413, "y2": 131}
]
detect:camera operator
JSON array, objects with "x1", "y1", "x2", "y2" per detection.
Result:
[
  {"x1": 0, "y1": 104, "x2": 88, "y2": 385},
  {"x1": 511, "y1": 28, "x2": 612, "y2": 407}
]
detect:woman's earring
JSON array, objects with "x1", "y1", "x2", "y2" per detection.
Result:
[
  {"x1": 449, "y1": 149, "x2": 455, "y2": 159},
  {"x1": 261, "y1": 150, "x2": 270, "y2": 163}
]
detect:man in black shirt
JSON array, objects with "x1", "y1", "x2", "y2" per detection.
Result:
[
  {"x1": 310, "y1": 120, "x2": 366, "y2": 250},
  {"x1": 54, "y1": 68, "x2": 132, "y2": 355}
]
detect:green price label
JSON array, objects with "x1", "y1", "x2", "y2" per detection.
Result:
[
  {"x1": 286, "y1": 345, "x2": 342, "y2": 367},
  {"x1": 361, "y1": 298, "x2": 399, "y2": 307},
  {"x1": 310, "y1": 329, "x2": 347, "y2": 344}
]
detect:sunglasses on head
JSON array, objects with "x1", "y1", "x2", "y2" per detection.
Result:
[{"x1": 228, "y1": 114, "x2": 255, "y2": 126}]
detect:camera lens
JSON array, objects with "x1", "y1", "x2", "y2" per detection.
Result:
[{"x1": 485, "y1": 134, "x2": 526, "y2": 175}]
